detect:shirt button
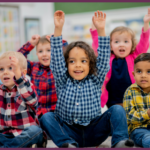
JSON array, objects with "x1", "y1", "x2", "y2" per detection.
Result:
[
  {"x1": 8, "y1": 105, "x2": 10, "y2": 107},
  {"x1": 8, "y1": 115, "x2": 10, "y2": 118},
  {"x1": 9, "y1": 93, "x2": 11, "y2": 96},
  {"x1": 76, "y1": 103, "x2": 79, "y2": 105},
  {"x1": 78, "y1": 86, "x2": 80, "y2": 88}
]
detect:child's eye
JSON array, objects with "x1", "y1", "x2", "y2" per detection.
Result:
[
  {"x1": 9, "y1": 67, "x2": 12, "y2": 70},
  {"x1": 82, "y1": 60, "x2": 87, "y2": 63},
  {"x1": 47, "y1": 49, "x2": 51, "y2": 52},
  {"x1": 115, "y1": 41, "x2": 118, "y2": 43},
  {"x1": 125, "y1": 41, "x2": 128, "y2": 43},
  {"x1": 0, "y1": 68, "x2": 4, "y2": 71},
  {"x1": 69, "y1": 60, "x2": 74, "y2": 63},
  {"x1": 39, "y1": 50, "x2": 43, "y2": 53},
  {"x1": 148, "y1": 70, "x2": 150, "y2": 74},
  {"x1": 137, "y1": 70, "x2": 141, "y2": 73}
]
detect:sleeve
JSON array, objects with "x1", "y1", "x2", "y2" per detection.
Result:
[
  {"x1": 97, "y1": 36, "x2": 110, "y2": 86},
  {"x1": 132, "y1": 28, "x2": 150, "y2": 58},
  {"x1": 14, "y1": 76, "x2": 38, "y2": 108},
  {"x1": 90, "y1": 28, "x2": 99, "y2": 55},
  {"x1": 17, "y1": 42, "x2": 35, "y2": 76},
  {"x1": 50, "y1": 35, "x2": 67, "y2": 84},
  {"x1": 123, "y1": 88, "x2": 150, "y2": 125}
]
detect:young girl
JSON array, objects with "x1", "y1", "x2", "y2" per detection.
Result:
[
  {"x1": 90, "y1": 8, "x2": 150, "y2": 108},
  {"x1": 40, "y1": 10, "x2": 134, "y2": 148}
]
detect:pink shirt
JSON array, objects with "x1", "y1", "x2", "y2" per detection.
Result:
[{"x1": 90, "y1": 28, "x2": 150, "y2": 107}]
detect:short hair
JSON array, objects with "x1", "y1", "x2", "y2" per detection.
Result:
[
  {"x1": 64, "y1": 41, "x2": 97, "y2": 75},
  {"x1": 0, "y1": 51, "x2": 27, "y2": 70},
  {"x1": 37, "y1": 35, "x2": 50, "y2": 46},
  {"x1": 134, "y1": 53, "x2": 150, "y2": 65},
  {"x1": 110, "y1": 26, "x2": 137, "y2": 54}
]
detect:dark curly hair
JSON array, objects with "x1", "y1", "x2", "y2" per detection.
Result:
[{"x1": 64, "y1": 41, "x2": 97, "y2": 75}]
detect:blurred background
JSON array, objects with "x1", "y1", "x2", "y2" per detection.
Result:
[{"x1": 0, "y1": 2, "x2": 150, "y2": 61}]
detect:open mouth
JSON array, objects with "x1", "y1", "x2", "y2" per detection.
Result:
[
  {"x1": 74, "y1": 71, "x2": 83, "y2": 74},
  {"x1": 43, "y1": 58, "x2": 49, "y2": 62},
  {"x1": 119, "y1": 49, "x2": 125, "y2": 53},
  {"x1": 4, "y1": 77, "x2": 10, "y2": 81}
]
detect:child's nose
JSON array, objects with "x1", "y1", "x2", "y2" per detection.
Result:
[{"x1": 76, "y1": 62, "x2": 81, "y2": 67}]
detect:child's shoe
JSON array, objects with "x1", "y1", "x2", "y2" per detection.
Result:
[{"x1": 114, "y1": 139, "x2": 134, "y2": 148}]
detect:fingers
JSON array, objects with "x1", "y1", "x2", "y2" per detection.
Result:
[
  {"x1": 94, "y1": 10, "x2": 106, "y2": 19},
  {"x1": 148, "y1": 8, "x2": 150, "y2": 15},
  {"x1": 54, "y1": 10, "x2": 64, "y2": 17}
]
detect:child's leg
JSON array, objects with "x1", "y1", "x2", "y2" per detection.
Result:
[
  {"x1": 0, "y1": 125, "x2": 43, "y2": 148},
  {"x1": 85, "y1": 105, "x2": 133, "y2": 147},
  {"x1": 130, "y1": 128, "x2": 150, "y2": 148},
  {"x1": 40, "y1": 112, "x2": 79, "y2": 147}
]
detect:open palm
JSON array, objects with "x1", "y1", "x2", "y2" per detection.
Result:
[
  {"x1": 144, "y1": 8, "x2": 150, "y2": 23},
  {"x1": 54, "y1": 10, "x2": 65, "y2": 28},
  {"x1": 92, "y1": 11, "x2": 106, "y2": 30}
]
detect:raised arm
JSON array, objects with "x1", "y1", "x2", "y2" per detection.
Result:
[
  {"x1": 50, "y1": 10, "x2": 67, "y2": 82},
  {"x1": 123, "y1": 88, "x2": 150, "y2": 125},
  {"x1": 92, "y1": 11, "x2": 110, "y2": 84},
  {"x1": 133, "y1": 8, "x2": 150, "y2": 57}
]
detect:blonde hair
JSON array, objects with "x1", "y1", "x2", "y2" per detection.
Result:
[
  {"x1": 110, "y1": 26, "x2": 137, "y2": 54},
  {"x1": 37, "y1": 35, "x2": 50, "y2": 46},
  {"x1": 0, "y1": 51, "x2": 27, "y2": 70}
]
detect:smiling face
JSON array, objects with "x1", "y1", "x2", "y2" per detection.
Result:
[
  {"x1": 0, "y1": 58, "x2": 15, "y2": 90},
  {"x1": 36, "y1": 42, "x2": 51, "y2": 66},
  {"x1": 133, "y1": 61, "x2": 150, "y2": 93},
  {"x1": 111, "y1": 31, "x2": 132, "y2": 59},
  {"x1": 68, "y1": 47, "x2": 90, "y2": 81}
]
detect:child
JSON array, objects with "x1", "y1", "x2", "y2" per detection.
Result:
[
  {"x1": 17, "y1": 35, "x2": 68, "y2": 119},
  {"x1": 40, "y1": 10, "x2": 134, "y2": 148},
  {"x1": 0, "y1": 51, "x2": 45, "y2": 148},
  {"x1": 90, "y1": 8, "x2": 150, "y2": 108},
  {"x1": 123, "y1": 53, "x2": 150, "y2": 148}
]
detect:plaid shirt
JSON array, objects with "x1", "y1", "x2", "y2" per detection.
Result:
[
  {"x1": 0, "y1": 76, "x2": 39, "y2": 136},
  {"x1": 50, "y1": 35, "x2": 110, "y2": 125},
  {"x1": 123, "y1": 83, "x2": 150, "y2": 135},
  {"x1": 17, "y1": 41, "x2": 68, "y2": 116}
]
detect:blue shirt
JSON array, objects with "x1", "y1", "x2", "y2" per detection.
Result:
[
  {"x1": 50, "y1": 35, "x2": 110, "y2": 126},
  {"x1": 107, "y1": 58, "x2": 131, "y2": 107}
]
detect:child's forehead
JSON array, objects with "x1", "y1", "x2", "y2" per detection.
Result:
[
  {"x1": 0, "y1": 57, "x2": 10, "y2": 66},
  {"x1": 134, "y1": 61, "x2": 150, "y2": 69}
]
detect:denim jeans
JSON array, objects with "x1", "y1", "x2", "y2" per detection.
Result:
[
  {"x1": 40, "y1": 105, "x2": 129, "y2": 147},
  {"x1": 0, "y1": 125, "x2": 43, "y2": 148},
  {"x1": 130, "y1": 127, "x2": 150, "y2": 148}
]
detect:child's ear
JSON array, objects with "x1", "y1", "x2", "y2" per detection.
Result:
[
  {"x1": 22, "y1": 69, "x2": 27, "y2": 76},
  {"x1": 132, "y1": 71, "x2": 135, "y2": 78}
]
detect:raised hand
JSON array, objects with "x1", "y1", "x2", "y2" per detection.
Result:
[
  {"x1": 54, "y1": 10, "x2": 65, "y2": 37},
  {"x1": 92, "y1": 10, "x2": 106, "y2": 36},
  {"x1": 30, "y1": 34, "x2": 40, "y2": 46},
  {"x1": 46, "y1": 34, "x2": 53, "y2": 42},
  {"x1": 9, "y1": 56, "x2": 21, "y2": 80},
  {"x1": 144, "y1": 8, "x2": 150, "y2": 23}
]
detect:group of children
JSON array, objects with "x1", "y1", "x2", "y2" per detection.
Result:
[{"x1": 0, "y1": 8, "x2": 150, "y2": 148}]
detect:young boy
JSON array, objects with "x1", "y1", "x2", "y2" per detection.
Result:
[
  {"x1": 40, "y1": 10, "x2": 134, "y2": 148},
  {"x1": 0, "y1": 51, "x2": 45, "y2": 148},
  {"x1": 123, "y1": 53, "x2": 150, "y2": 148},
  {"x1": 17, "y1": 35, "x2": 68, "y2": 118}
]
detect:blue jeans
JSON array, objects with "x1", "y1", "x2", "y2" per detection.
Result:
[
  {"x1": 130, "y1": 127, "x2": 150, "y2": 148},
  {"x1": 40, "y1": 105, "x2": 129, "y2": 147},
  {"x1": 0, "y1": 125, "x2": 43, "y2": 148}
]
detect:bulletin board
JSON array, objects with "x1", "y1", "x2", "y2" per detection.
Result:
[{"x1": 0, "y1": 5, "x2": 20, "y2": 55}]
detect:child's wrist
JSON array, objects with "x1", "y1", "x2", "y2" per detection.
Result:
[{"x1": 54, "y1": 27, "x2": 62, "y2": 37}]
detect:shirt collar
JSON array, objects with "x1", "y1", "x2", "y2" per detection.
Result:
[
  {"x1": 39, "y1": 64, "x2": 50, "y2": 72},
  {"x1": 1, "y1": 84, "x2": 16, "y2": 91}
]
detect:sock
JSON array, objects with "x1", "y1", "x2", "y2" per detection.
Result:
[{"x1": 114, "y1": 139, "x2": 134, "y2": 148}]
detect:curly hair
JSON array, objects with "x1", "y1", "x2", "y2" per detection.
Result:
[
  {"x1": 110, "y1": 26, "x2": 137, "y2": 54},
  {"x1": 64, "y1": 41, "x2": 97, "y2": 75}
]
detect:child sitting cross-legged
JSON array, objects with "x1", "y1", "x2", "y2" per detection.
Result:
[
  {"x1": 123, "y1": 53, "x2": 150, "y2": 148},
  {"x1": 40, "y1": 10, "x2": 135, "y2": 148},
  {"x1": 0, "y1": 51, "x2": 46, "y2": 148}
]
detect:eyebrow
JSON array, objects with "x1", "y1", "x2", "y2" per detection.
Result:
[{"x1": 69, "y1": 57, "x2": 88, "y2": 59}]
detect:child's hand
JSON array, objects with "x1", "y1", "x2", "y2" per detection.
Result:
[
  {"x1": 92, "y1": 10, "x2": 106, "y2": 36},
  {"x1": 30, "y1": 34, "x2": 40, "y2": 46},
  {"x1": 143, "y1": 8, "x2": 150, "y2": 32},
  {"x1": 54, "y1": 10, "x2": 65, "y2": 37},
  {"x1": 9, "y1": 56, "x2": 21, "y2": 80},
  {"x1": 46, "y1": 34, "x2": 53, "y2": 42}
]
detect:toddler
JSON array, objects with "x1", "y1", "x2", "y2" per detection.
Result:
[
  {"x1": 123, "y1": 53, "x2": 150, "y2": 148},
  {"x1": 0, "y1": 51, "x2": 45, "y2": 147},
  {"x1": 90, "y1": 8, "x2": 150, "y2": 108},
  {"x1": 40, "y1": 10, "x2": 134, "y2": 148}
]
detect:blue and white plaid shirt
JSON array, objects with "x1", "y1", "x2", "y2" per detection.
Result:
[{"x1": 50, "y1": 35, "x2": 110, "y2": 125}]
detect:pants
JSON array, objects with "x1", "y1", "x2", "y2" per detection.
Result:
[
  {"x1": 0, "y1": 125, "x2": 43, "y2": 148},
  {"x1": 40, "y1": 105, "x2": 129, "y2": 147},
  {"x1": 130, "y1": 127, "x2": 150, "y2": 148}
]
